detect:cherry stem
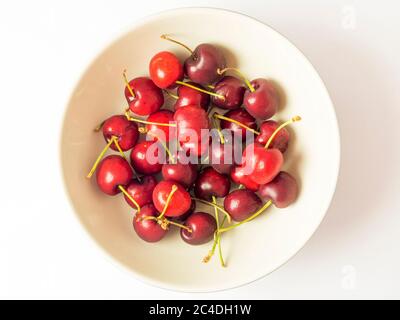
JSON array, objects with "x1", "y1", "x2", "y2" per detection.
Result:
[
  {"x1": 157, "y1": 185, "x2": 178, "y2": 220},
  {"x1": 160, "y1": 34, "x2": 193, "y2": 54},
  {"x1": 214, "y1": 113, "x2": 260, "y2": 135},
  {"x1": 87, "y1": 136, "x2": 119, "y2": 178},
  {"x1": 217, "y1": 67, "x2": 255, "y2": 92},
  {"x1": 125, "y1": 110, "x2": 177, "y2": 127},
  {"x1": 264, "y1": 115, "x2": 302, "y2": 149},
  {"x1": 175, "y1": 81, "x2": 225, "y2": 101},
  {"x1": 123, "y1": 69, "x2": 135, "y2": 99},
  {"x1": 165, "y1": 220, "x2": 192, "y2": 233},
  {"x1": 118, "y1": 185, "x2": 141, "y2": 213},
  {"x1": 213, "y1": 196, "x2": 226, "y2": 267},
  {"x1": 211, "y1": 112, "x2": 225, "y2": 145},
  {"x1": 192, "y1": 198, "x2": 232, "y2": 224},
  {"x1": 142, "y1": 216, "x2": 192, "y2": 233},
  {"x1": 94, "y1": 120, "x2": 105, "y2": 132},
  {"x1": 146, "y1": 131, "x2": 176, "y2": 164},
  {"x1": 218, "y1": 200, "x2": 273, "y2": 234},
  {"x1": 164, "y1": 90, "x2": 179, "y2": 100}
]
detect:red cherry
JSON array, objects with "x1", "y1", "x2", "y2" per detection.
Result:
[
  {"x1": 130, "y1": 141, "x2": 163, "y2": 175},
  {"x1": 124, "y1": 77, "x2": 164, "y2": 116},
  {"x1": 152, "y1": 181, "x2": 191, "y2": 218},
  {"x1": 208, "y1": 140, "x2": 241, "y2": 175},
  {"x1": 244, "y1": 79, "x2": 278, "y2": 120},
  {"x1": 162, "y1": 162, "x2": 198, "y2": 189},
  {"x1": 96, "y1": 155, "x2": 133, "y2": 195},
  {"x1": 242, "y1": 143, "x2": 283, "y2": 185},
  {"x1": 133, "y1": 204, "x2": 168, "y2": 242},
  {"x1": 102, "y1": 115, "x2": 139, "y2": 152},
  {"x1": 194, "y1": 167, "x2": 231, "y2": 201},
  {"x1": 173, "y1": 200, "x2": 196, "y2": 222},
  {"x1": 219, "y1": 109, "x2": 257, "y2": 142},
  {"x1": 174, "y1": 82, "x2": 210, "y2": 111},
  {"x1": 173, "y1": 105, "x2": 210, "y2": 157},
  {"x1": 149, "y1": 51, "x2": 183, "y2": 89},
  {"x1": 123, "y1": 175, "x2": 157, "y2": 209},
  {"x1": 145, "y1": 110, "x2": 176, "y2": 142},
  {"x1": 230, "y1": 165, "x2": 260, "y2": 191},
  {"x1": 180, "y1": 212, "x2": 217, "y2": 245},
  {"x1": 224, "y1": 189, "x2": 262, "y2": 222},
  {"x1": 211, "y1": 76, "x2": 245, "y2": 110},
  {"x1": 258, "y1": 171, "x2": 299, "y2": 208},
  {"x1": 256, "y1": 120, "x2": 290, "y2": 153}
]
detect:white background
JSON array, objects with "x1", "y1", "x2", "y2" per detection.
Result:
[{"x1": 1, "y1": 0, "x2": 399, "y2": 299}]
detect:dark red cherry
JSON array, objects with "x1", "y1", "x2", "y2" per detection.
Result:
[
  {"x1": 258, "y1": 171, "x2": 299, "y2": 208},
  {"x1": 130, "y1": 141, "x2": 163, "y2": 175},
  {"x1": 256, "y1": 120, "x2": 290, "y2": 153},
  {"x1": 174, "y1": 105, "x2": 210, "y2": 156},
  {"x1": 96, "y1": 155, "x2": 133, "y2": 195},
  {"x1": 174, "y1": 82, "x2": 210, "y2": 111},
  {"x1": 220, "y1": 109, "x2": 257, "y2": 142},
  {"x1": 208, "y1": 140, "x2": 241, "y2": 175},
  {"x1": 124, "y1": 77, "x2": 164, "y2": 116},
  {"x1": 145, "y1": 110, "x2": 176, "y2": 142},
  {"x1": 173, "y1": 200, "x2": 196, "y2": 222},
  {"x1": 152, "y1": 181, "x2": 191, "y2": 218},
  {"x1": 224, "y1": 189, "x2": 262, "y2": 222},
  {"x1": 102, "y1": 115, "x2": 139, "y2": 152},
  {"x1": 184, "y1": 44, "x2": 226, "y2": 85},
  {"x1": 180, "y1": 212, "x2": 217, "y2": 245},
  {"x1": 244, "y1": 78, "x2": 278, "y2": 120},
  {"x1": 211, "y1": 76, "x2": 245, "y2": 110},
  {"x1": 133, "y1": 204, "x2": 168, "y2": 243},
  {"x1": 149, "y1": 51, "x2": 183, "y2": 89},
  {"x1": 242, "y1": 143, "x2": 283, "y2": 185},
  {"x1": 194, "y1": 167, "x2": 231, "y2": 200},
  {"x1": 162, "y1": 162, "x2": 198, "y2": 189},
  {"x1": 230, "y1": 165, "x2": 260, "y2": 191},
  {"x1": 123, "y1": 175, "x2": 157, "y2": 209}
]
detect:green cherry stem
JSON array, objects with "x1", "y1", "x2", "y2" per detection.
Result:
[
  {"x1": 211, "y1": 112, "x2": 225, "y2": 145},
  {"x1": 217, "y1": 67, "x2": 255, "y2": 92},
  {"x1": 164, "y1": 90, "x2": 179, "y2": 100},
  {"x1": 213, "y1": 113, "x2": 260, "y2": 135},
  {"x1": 160, "y1": 34, "x2": 193, "y2": 54},
  {"x1": 146, "y1": 131, "x2": 176, "y2": 164},
  {"x1": 175, "y1": 81, "x2": 225, "y2": 101},
  {"x1": 192, "y1": 198, "x2": 232, "y2": 224},
  {"x1": 213, "y1": 196, "x2": 225, "y2": 267},
  {"x1": 264, "y1": 116, "x2": 302, "y2": 149},
  {"x1": 125, "y1": 110, "x2": 177, "y2": 127},
  {"x1": 118, "y1": 185, "x2": 141, "y2": 213},
  {"x1": 94, "y1": 120, "x2": 105, "y2": 132},
  {"x1": 87, "y1": 136, "x2": 125, "y2": 178},
  {"x1": 218, "y1": 200, "x2": 273, "y2": 234},
  {"x1": 123, "y1": 69, "x2": 135, "y2": 98},
  {"x1": 157, "y1": 185, "x2": 178, "y2": 220}
]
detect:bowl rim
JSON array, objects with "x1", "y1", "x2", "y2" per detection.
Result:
[{"x1": 59, "y1": 6, "x2": 341, "y2": 293}]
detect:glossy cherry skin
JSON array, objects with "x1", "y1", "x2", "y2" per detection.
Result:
[
  {"x1": 149, "y1": 51, "x2": 183, "y2": 89},
  {"x1": 258, "y1": 171, "x2": 298, "y2": 208},
  {"x1": 256, "y1": 120, "x2": 290, "y2": 153},
  {"x1": 130, "y1": 141, "x2": 163, "y2": 175},
  {"x1": 230, "y1": 165, "x2": 260, "y2": 191},
  {"x1": 180, "y1": 212, "x2": 217, "y2": 245},
  {"x1": 208, "y1": 140, "x2": 241, "y2": 175},
  {"x1": 174, "y1": 105, "x2": 210, "y2": 156},
  {"x1": 194, "y1": 167, "x2": 231, "y2": 201},
  {"x1": 184, "y1": 44, "x2": 226, "y2": 85},
  {"x1": 96, "y1": 155, "x2": 133, "y2": 195},
  {"x1": 152, "y1": 181, "x2": 192, "y2": 218},
  {"x1": 211, "y1": 76, "x2": 245, "y2": 110},
  {"x1": 220, "y1": 109, "x2": 257, "y2": 142},
  {"x1": 102, "y1": 115, "x2": 139, "y2": 151},
  {"x1": 133, "y1": 204, "x2": 168, "y2": 243},
  {"x1": 174, "y1": 82, "x2": 210, "y2": 111},
  {"x1": 244, "y1": 79, "x2": 278, "y2": 120},
  {"x1": 123, "y1": 175, "x2": 157, "y2": 209},
  {"x1": 124, "y1": 77, "x2": 164, "y2": 116},
  {"x1": 162, "y1": 162, "x2": 198, "y2": 189},
  {"x1": 242, "y1": 143, "x2": 283, "y2": 185},
  {"x1": 224, "y1": 189, "x2": 262, "y2": 222},
  {"x1": 173, "y1": 200, "x2": 196, "y2": 222},
  {"x1": 145, "y1": 110, "x2": 176, "y2": 142}
]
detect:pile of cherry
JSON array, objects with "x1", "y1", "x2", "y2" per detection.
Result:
[{"x1": 87, "y1": 35, "x2": 301, "y2": 267}]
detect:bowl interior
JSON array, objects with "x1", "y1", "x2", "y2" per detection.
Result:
[{"x1": 61, "y1": 8, "x2": 339, "y2": 292}]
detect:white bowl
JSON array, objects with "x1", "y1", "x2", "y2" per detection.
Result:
[{"x1": 60, "y1": 8, "x2": 340, "y2": 292}]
